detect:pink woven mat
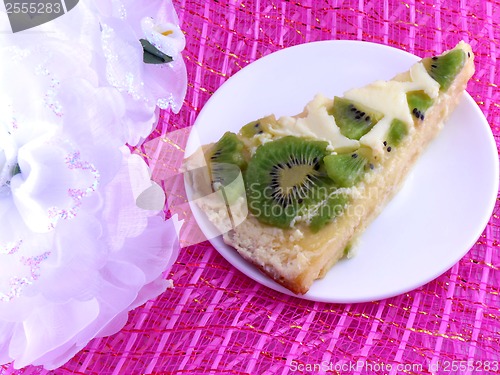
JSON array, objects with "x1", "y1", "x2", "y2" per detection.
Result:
[{"x1": 3, "y1": 0, "x2": 499, "y2": 374}]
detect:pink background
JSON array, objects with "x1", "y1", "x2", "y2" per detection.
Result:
[{"x1": 2, "y1": 0, "x2": 499, "y2": 374}]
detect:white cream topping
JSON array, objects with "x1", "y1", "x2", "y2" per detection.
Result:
[
  {"x1": 345, "y1": 81, "x2": 414, "y2": 128},
  {"x1": 343, "y1": 62, "x2": 438, "y2": 155},
  {"x1": 358, "y1": 117, "x2": 393, "y2": 156},
  {"x1": 409, "y1": 62, "x2": 440, "y2": 99},
  {"x1": 269, "y1": 94, "x2": 360, "y2": 152}
]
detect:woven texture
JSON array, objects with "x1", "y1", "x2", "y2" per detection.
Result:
[{"x1": 2, "y1": 0, "x2": 499, "y2": 374}]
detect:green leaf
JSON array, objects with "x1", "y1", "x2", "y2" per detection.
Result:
[
  {"x1": 140, "y1": 39, "x2": 173, "y2": 65},
  {"x1": 11, "y1": 164, "x2": 21, "y2": 176}
]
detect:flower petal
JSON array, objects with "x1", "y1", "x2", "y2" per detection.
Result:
[{"x1": 12, "y1": 136, "x2": 100, "y2": 233}]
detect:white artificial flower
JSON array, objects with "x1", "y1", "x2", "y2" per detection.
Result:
[
  {"x1": 93, "y1": 0, "x2": 188, "y2": 145},
  {"x1": 0, "y1": 148, "x2": 180, "y2": 369},
  {"x1": 141, "y1": 17, "x2": 186, "y2": 60},
  {"x1": 0, "y1": 37, "x2": 122, "y2": 235},
  {"x1": 0, "y1": 0, "x2": 188, "y2": 146}
]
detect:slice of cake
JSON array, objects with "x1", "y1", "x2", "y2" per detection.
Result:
[{"x1": 186, "y1": 41, "x2": 475, "y2": 294}]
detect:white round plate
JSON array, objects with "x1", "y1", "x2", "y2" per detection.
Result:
[{"x1": 184, "y1": 40, "x2": 499, "y2": 303}]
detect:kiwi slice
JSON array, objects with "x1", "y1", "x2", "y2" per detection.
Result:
[
  {"x1": 308, "y1": 191, "x2": 348, "y2": 233},
  {"x1": 208, "y1": 132, "x2": 246, "y2": 167},
  {"x1": 407, "y1": 91, "x2": 433, "y2": 121},
  {"x1": 239, "y1": 116, "x2": 276, "y2": 138},
  {"x1": 343, "y1": 242, "x2": 353, "y2": 257},
  {"x1": 245, "y1": 136, "x2": 334, "y2": 229},
  {"x1": 328, "y1": 97, "x2": 383, "y2": 140},
  {"x1": 423, "y1": 49, "x2": 466, "y2": 91},
  {"x1": 240, "y1": 120, "x2": 265, "y2": 138},
  {"x1": 207, "y1": 132, "x2": 247, "y2": 198},
  {"x1": 387, "y1": 119, "x2": 409, "y2": 147},
  {"x1": 323, "y1": 150, "x2": 369, "y2": 188}
]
